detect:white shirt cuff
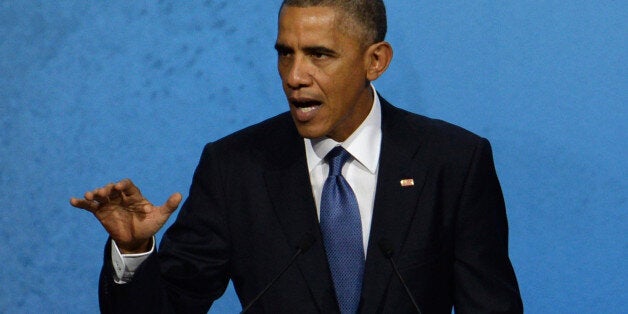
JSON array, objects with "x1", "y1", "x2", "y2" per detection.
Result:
[{"x1": 111, "y1": 237, "x2": 155, "y2": 284}]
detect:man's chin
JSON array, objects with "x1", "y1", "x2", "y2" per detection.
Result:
[{"x1": 294, "y1": 124, "x2": 327, "y2": 140}]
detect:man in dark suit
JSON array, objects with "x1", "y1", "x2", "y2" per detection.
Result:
[{"x1": 71, "y1": 1, "x2": 523, "y2": 313}]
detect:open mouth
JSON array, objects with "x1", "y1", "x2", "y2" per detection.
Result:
[
  {"x1": 290, "y1": 99, "x2": 322, "y2": 121},
  {"x1": 292, "y1": 100, "x2": 322, "y2": 110}
]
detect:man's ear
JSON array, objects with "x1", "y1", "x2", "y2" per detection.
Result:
[{"x1": 365, "y1": 41, "x2": 393, "y2": 81}]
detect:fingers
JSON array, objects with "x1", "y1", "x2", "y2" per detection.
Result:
[
  {"x1": 71, "y1": 180, "x2": 180, "y2": 218},
  {"x1": 90, "y1": 182, "x2": 118, "y2": 203},
  {"x1": 78, "y1": 179, "x2": 135, "y2": 203},
  {"x1": 70, "y1": 179, "x2": 131, "y2": 211},
  {"x1": 69, "y1": 197, "x2": 99, "y2": 212},
  {"x1": 114, "y1": 178, "x2": 142, "y2": 199},
  {"x1": 70, "y1": 184, "x2": 113, "y2": 213}
]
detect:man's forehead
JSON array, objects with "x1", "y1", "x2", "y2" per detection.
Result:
[
  {"x1": 279, "y1": 5, "x2": 342, "y2": 24},
  {"x1": 277, "y1": 7, "x2": 341, "y2": 38},
  {"x1": 279, "y1": 3, "x2": 344, "y2": 14},
  {"x1": 277, "y1": 5, "x2": 365, "y2": 46}
]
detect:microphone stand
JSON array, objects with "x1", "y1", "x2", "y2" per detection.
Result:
[{"x1": 240, "y1": 233, "x2": 315, "y2": 313}]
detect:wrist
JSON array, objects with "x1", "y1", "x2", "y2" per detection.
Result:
[{"x1": 118, "y1": 238, "x2": 152, "y2": 254}]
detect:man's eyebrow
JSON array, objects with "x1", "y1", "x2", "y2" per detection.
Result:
[
  {"x1": 274, "y1": 43, "x2": 337, "y2": 56},
  {"x1": 303, "y1": 46, "x2": 337, "y2": 56},
  {"x1": 274, "y1": 43, "x2": 292, "y2": 52}
]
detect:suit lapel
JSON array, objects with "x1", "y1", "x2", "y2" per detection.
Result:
[
  {"x1": 259, "y1": 101, "x2": 430, "y2": 312},
  {"x1": 360, "y1": 100, "x2": 428, "y2": 312},
  {"x1": 262, "y1": 116, "x2": 338, "y2": 312}
]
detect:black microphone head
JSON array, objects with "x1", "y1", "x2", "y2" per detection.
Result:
[
  {"x1": 296, "y1": 233, "x2": 316, "y2": 253},
  {"x1": 378, "y1": 239, "x2": 394, "y2": 259}
]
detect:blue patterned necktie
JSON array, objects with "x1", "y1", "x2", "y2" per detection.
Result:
[{"x1": 320, "y1": 146, "x2": 365, "y2": 314}]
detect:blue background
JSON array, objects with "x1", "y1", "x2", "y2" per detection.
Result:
[{"x1": 1, "y1": 1, "x2": 625, "y2": 313}]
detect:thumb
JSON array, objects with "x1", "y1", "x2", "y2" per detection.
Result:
[{"x1": 162, "y1": 192, "x2": 183, "y2": 214}]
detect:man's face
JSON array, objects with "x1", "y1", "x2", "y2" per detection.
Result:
[{"x1": 275, "y1": 6, "x2": 373, "y2": 141}]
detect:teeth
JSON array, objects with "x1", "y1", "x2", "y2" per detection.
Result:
[{"x1": 300, "y1": 106, "x2": 317, "y2": 113}]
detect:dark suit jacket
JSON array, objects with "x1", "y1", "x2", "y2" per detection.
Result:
[{"x1": 99, "y1": 98, "x2": 523, "y2": 313}]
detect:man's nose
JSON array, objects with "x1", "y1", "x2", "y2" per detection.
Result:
[{"x1": 285, "y1": 56, "x2": 312, "y2": 89}]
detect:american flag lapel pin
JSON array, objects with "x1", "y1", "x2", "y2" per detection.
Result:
[{"x1": 400, "y1": 179, "x2": 414, "y2": 187}]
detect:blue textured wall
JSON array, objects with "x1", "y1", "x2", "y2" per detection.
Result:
[{"x1": 1, "y1": 1, "x2": 625, "y2": 313}]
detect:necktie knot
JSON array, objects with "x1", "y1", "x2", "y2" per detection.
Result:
[{"x1": 326, "y1": 146, "x2": 351, "y2": 177}]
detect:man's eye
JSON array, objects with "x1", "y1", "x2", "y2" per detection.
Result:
[
  {"x1": 277, "y1": 49, "x2": 291, "y2": 57},
  {"x1": 311, "y1": 52, "x2": 326, "y2": 59}
]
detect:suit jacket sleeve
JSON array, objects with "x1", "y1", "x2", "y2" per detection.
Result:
[
  {"x1": 453, "y1": 138, "x2": 523, "y2": 313},
  {"x1": 99, "y1": 142, "x2": 232, "y2": 314}
]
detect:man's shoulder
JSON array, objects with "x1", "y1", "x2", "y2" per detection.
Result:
[
  {"x1": 200, "y1": 111, "x2": 302, "y2": 162},
  {"x1": 381, "y1": 99, "x2": 484, "y2": 147},
  {"x1": 380, "y1": 101, "x2": 492, "y2": 170},
  {"x1": 219, "y1": 111, "x2": 297, "y2": 145}
]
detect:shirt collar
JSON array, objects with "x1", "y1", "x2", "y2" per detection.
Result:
[{"x1": 305, "y1": 85, "x2": 382, "y2": 174}]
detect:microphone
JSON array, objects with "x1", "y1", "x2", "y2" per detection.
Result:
[
  {"x1": 378, "y1": 239, "x2": 422, "y2": 314},
  {"x1": 240, "y1": 233, "x2": 316, "y2": 314}
]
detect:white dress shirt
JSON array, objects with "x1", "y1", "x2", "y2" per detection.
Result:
[
  {"x1": 304, "y1": 85, "x2": 382, "y2": 254},
  {"x1": 113, "y1": 85, "x2": 382, "y2": 282}
]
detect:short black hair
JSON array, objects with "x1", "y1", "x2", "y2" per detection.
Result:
[{"x1": 280, "y1": 0, "x2": 387, "y2": 45}]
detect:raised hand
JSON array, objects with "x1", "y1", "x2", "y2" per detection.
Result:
[{"x1": 70, "y1": 179, "x2": 182, "y2": 253}]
